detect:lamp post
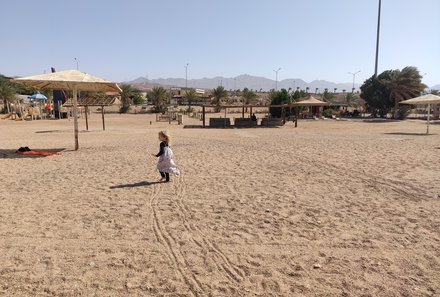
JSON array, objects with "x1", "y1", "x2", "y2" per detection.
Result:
[
  {"x1": 184, "y1": 63, "x2": 189, "y2": 89},
  {"x1": 349, "y1": 70, "x2": 361, "y2": 93},
  {"x1": 74, "y1": 58, "x2": 79, "y2": 70},
  {"x1": 273, "y1": 68, "x2": 281, "y2": 90},
  {"x1": 374, "y1": 0, "x2": 381, "y2": 77}
]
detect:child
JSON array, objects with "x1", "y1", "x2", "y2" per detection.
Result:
[{"x1": 152, "y1": 131, "x2": 180, "y2": 182}]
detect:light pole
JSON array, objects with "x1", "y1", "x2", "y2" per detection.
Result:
[
  {"x1": 349, "y1": 70, "x2": 361, "y2": 93},
  {"x1": 74, "y1": 58, "x2": 79, "y2": 70},
  {"x1": 374, "y1": 0, "x2": 381, "y2": 77},
  {"x1": 184, "y1": 63, "x2": 189, "y2": 89},
  {"x1": 273, "y1": 68, "x2": 281, "y2": 90}
]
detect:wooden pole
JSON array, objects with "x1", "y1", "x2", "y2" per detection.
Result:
[
  {"x1": 224, "y1": 107, "x2": 227, "y2": 128},
  {"x1": 282, "y1": 106, "x2": 286, "y2": 124},
  {"x1": 73, "y1": 86, "x2": 79, "y2": 150},
  {"x1": 242, "y1": 106, "x2": 244, "y2": 118},
  {"x1": 202, "y1": 105, "x2": 206, "y2": 127},
  {"x1": 85, "y1": 105, "x2": 89, "y2": 130},
  {"x1": 295, "y1": 107, "x2": 298, "y2": 128},
  {"x1": 101, "y1": 106, "x2": 105, "y2": 131},
  {"x1": 427, "y1": 103, "x2": 430, "y2": 134}
]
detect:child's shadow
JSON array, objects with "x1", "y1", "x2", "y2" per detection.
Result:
[{"x1": 110, "y1": 181, "x2": 162, "y2": 189}]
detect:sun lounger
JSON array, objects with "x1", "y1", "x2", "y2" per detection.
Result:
[{"x1": 209, "y1": 118, "x2": 231, "y2": 128}]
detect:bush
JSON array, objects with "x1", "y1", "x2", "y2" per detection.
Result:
[
  {"x1": 152, "y1": 105, "x2": 168, "y2": 113},
  {"x1": 397, "y1": 105, "x2": 411, "y2": 120},
  {"x1": 322, "y1": 108, "x2": 339, "y2": 118},
  {"x1": 132, "y1": 94, "x2": 145, "y2": 105},
  {"x1": 119, "y1": 105, "x2": 130, "y2": 113}
]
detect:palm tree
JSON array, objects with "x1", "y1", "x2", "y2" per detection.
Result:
[
  {"x1": 380, "y1": 66, "x2": 426, "y2": 118},
  {"x1": 147, "y1": 86, "x2": 168, "y2": 113},
  {"x1": 242, "y1": 88, "x2": 257, "y2": 105},
  {"x1": 242, "y1": 88, "x2": 257, "y2": 112},
  {"x1": 119, "y1": 84, "x2": 140, "y2": 113},
  {"x1": 346, "y1": 92, "x2": 355, "y2": 107},
  {"x1": 184, "y1": 88, "x2": 198, "y2": 111},
  {"x1": 0, "y1": 75, "x2": 17, "y2": 113},
  {"x1": 212, "y1": 86, "x2": 228, "y2": 112}
]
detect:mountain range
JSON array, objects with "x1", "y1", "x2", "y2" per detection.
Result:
[
  {"x1": 126, "y1": 74, "x2": 361, "y2": 92},
  {"x1": 126, "y1": 74, "x2": 440, "y2": 93}
]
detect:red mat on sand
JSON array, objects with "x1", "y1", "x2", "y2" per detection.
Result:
[{"x1": 16, "y1": 150, "x2": 60, "y2": 156}]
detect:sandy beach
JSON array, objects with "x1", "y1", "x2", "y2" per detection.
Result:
[{"x1": 1, "y1": 112, "x2": 439, "y2": 296}]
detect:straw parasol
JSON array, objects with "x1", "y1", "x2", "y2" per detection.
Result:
[
  {"x1": 293, "y1": 95, "x2": 329, "y2": 106},
  {"x1": 399, "y1": 94, "x2": 440, "y2": 134},
  {"x1": 14, "y1": 70, "x2": 121, "y2": 150}
]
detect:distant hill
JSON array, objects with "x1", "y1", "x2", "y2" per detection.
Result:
[
  {"x1": 431, "y1": 84, "x2": 440, "y2": 90},
  {"x1": 124, "y1": 74, "x2": 358, "y2": 92}
]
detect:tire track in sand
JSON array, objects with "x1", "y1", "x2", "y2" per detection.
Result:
[
  {"x1": 149, "y1": 182, "x2": 204, "y2": 296},
  {"x1": 173, "y1": 171, "x2": 246, "y2": 284}
]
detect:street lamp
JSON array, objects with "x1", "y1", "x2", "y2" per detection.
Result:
[
  {"x1": 184, "y1": 63, "x2": 189, "y2": 89},
  {"x1": 374, "y1": 0, "x2": 382, "y2": 77},
  {"x1": 273, "y1": 68, "x2": 281, "y2": 90},
  {"x1": 74, "y1": 58, "x2": 79, "y2": 70},
  {"x1": 349, "y1": 70, "x2": 361, "y2": 93}
]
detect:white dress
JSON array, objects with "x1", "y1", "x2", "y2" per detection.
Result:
[{"x1": 157, "y1": 146, "x2": 180, "y2": 176}]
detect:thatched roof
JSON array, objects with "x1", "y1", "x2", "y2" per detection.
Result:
[{"x1": 62, "y1": 96, "x2": 120, "y2": 107}]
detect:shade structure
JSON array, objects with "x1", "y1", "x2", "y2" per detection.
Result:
[
  {"x1": 293, "y1": 95, "x2": 329, "y2": 106},
  {"x1": 400, "y1": 94, "x2": 440, "y2": 134},
  {"x1": 14, "y1": 70, "x2": 122, "y2": 93},
  {"x1": 399, "y1": 94, "x2": 440, "y2": 105},
  {"x1": 14, "y1": 70, "x2": 121, "y2": 150}
]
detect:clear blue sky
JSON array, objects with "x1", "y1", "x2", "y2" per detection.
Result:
[{"x1": 1, "y1": 0, "x2": 439, "y2": 87}]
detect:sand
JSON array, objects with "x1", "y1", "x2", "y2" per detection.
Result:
[{"x1": 1, "y1": 112, "x2": 439, "y2": 296}]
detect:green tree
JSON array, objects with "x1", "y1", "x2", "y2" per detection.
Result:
[
  {"x1": 132, "y1": 93, "x2": 145, "y2": 105},
  {"x1": 242, "y1": 88, "x2": 257, "y2": 105},
  {"x1": 0, "y1": 75, "x2": 17, "y2": 113},
  {"x1": 292, "y1": 89, "x2": 306, "y2": 101},
  {"x1": 379, "y1": 66, "x2": 426, "y2": 118},
  {"x1": 212, "y1": 86, "x2": 228, "y2": 112},
  {"x1": 322, "y1": 89, "x2": 334, "y2": 101},
  {"x1": 269, "y1": 89, "x2": 290, "y2": 117},
  {"x1": 184, "y1": 88, "x2": 199, "y2": 111},
  {"x1": 360, "y1": 71, "x2": 394, "y2": 117},
  {"x1": 345, "y1": 92, "x2": 356, "y2": 107},
  {"x1": 361, "y1": 67, "x2": 426, "y2": 118},
  {"x1": 119, "y1": 84, "x2": 140, "y2": 113},
  {"x1": 147, "y1": 86, "x2": 168, "y2": 113}
]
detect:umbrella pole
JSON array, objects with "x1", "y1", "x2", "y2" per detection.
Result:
[
  {"x1": 73, "y1": 86, "x2": 79, "y2": 150},
  {"x1": 101, "y1": 106, "x2": 105, "y2": 131},
  {"x1": 85, "y1": 106, "x2": 89, "y2": 130},
  {"x1": 427, "y1": 103, "x2": 430, "y2": 134}
]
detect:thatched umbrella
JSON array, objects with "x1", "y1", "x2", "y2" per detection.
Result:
[
  {"x1": 400, "y1": 94, "x2": 440, "y2": 134},
  {"x1": 293, "y1": 95, "x2": 329, "y2": 107},
  {"x1": 14, "y1": 70, "x2": 121, "y2": 150}
]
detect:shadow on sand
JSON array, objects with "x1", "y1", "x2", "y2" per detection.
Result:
[
  {"x1": 109, "y1": 181, "x2": 162, "y2": 189},
  {"x1": 384, "y1": 132, "x2": 435, "y2": 136}
]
